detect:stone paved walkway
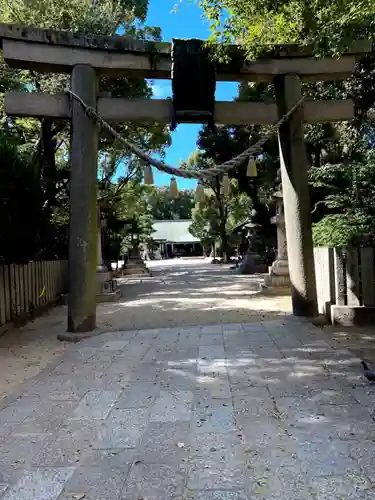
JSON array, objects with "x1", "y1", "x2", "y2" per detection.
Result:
[
  {"x1": 101, "y1": 259, "x2": 292, "y2": 330},
  {"x1": 1, "y1": 318, "x2": 375, "y2": 499},
  {"x1": 0, "y1": 259, "x2": 291, "y2": 401}
]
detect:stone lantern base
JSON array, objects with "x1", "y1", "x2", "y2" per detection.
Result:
[
  {"x1": 238, "y1": 252, "x2": 268, "y2": 274},
  {"x1": 121, "y1": 246, "x2": 150, "y2": 277},
  {"x1": 96, "y1": 221, "x2": 122, "y2": 302},
  {"x1": 260, "y1": 258, "x2": 291, "y2": 295},
  {"x1": 260, "y1": 191, "x2": 291, "y2": 295},
  {"x1": 62, "y1": 270, "x2": 122, "y2": 305},
  {"x1": 96, "y1": 270, "x2": 122, "y2": 302},
  {"x1": 122, "y1": 256, "x2": 150, "y2": 276}
]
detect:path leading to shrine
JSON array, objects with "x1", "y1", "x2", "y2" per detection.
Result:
[
  {"x1": 103, "y1": 258, "x2": 292, "y2": 331},
  {"x1": 0, "y1": 259, "x2": 290, "y2": 402},
  {"x1": 1, "y1": 317, "x2": 375, "y2": 498},
  {"x1": 1, "y1": 259, "x2": 375, "y2": 498}
]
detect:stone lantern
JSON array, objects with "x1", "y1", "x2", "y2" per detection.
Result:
[
  {"x1": 97, "y1": 208, "x2": 107, "y2": 272},
  {"x1": 230, "y1": 215, "x2": 268, "y2": 274},
  {"x1": 261, "y1": 190, "x2": 291, "y2": 293},
  {"x1": 96, "y1": 203, "x2": 122, "y2": 302}
]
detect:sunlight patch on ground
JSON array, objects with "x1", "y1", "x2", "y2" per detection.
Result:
[{"x1": 113, "y1": 295, "x2": 290, "y2": 312}]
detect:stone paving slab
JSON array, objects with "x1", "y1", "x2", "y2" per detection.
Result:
[
  {"x1": 3, "y1": 468, "x2": 75, "y2": 500},
  {"x1": 1, "y1": 319, "x2": 375, "y2": 499},
  {"x1": 0, "y1": 260, "x2": 292, "y2": 403}
]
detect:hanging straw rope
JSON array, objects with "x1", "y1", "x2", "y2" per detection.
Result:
[
  {"x1": 66, "y1": 89, "x2": 305, "y2": 181},
  {"x1": 169, "y1": 177, "x2": 179, "y2": 197},
  {"x1": 247, "y1": 157, "x2": 258, "y2": 177},
  {"x1": 194, "y1": 182, "x2": 205, "y2": 202},
  {"x1": 143, "y1": 163, "x2": 154, "y2": 184},
  {"x1": 221, "y1": 173, "x2": 230, "y2": 195}
]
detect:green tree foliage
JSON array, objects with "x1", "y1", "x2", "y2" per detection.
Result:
[
  {"x1": 196, "y1": 126, "x2": 277, "y2": 230},
  {"x1": 0, "y1": 0, "x2": 170, "y2": 263},
  {"x1": 185, "y1": 151, "x2": 251, "y2": 258},
  {"x1": 195, "y1": 0, "x2": 375, "y2": 248},
  {"x1": 0, "y1": 137, "x2": 44, "y2": 262},
  {"x1": 198, "y1": 0, "x2": 375, "y2": 58},
  {"x1": 310, "y1": 158, "x2": 375, "y2": 246},
  {"x1": 189, "y1": 198, "x2": 218, "y2": 251},
  {"x1": 193, "y1": 80, "x2": 280, "y2": 245},
  {"x1": 189, "y1": 186, "x2": 250, "y2": 252},
  {"x1": 148, "y1": 186, "x2": 195, "y2": 220},
  {"x1": 101, "y1": 184, "x2": 198, "y2": 261},
  {"x1": 2, "y1": 0, "x2": 149, "y2": 33},
  {"x1": 0, "y1": 129, "x2": 71, "y2": 262},
  {"x1": 101, "y1": 181, "x2": 155, "y2": 260}
]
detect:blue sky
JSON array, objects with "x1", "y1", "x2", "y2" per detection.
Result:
[{"x1": 144, "y1": 0, "x2": 239, "y2": 189}]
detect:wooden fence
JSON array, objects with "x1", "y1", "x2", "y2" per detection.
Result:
[
  {"x1": 0, "y1": 260, "x2": 68, "y2": 328},
  {"x1": 314, "y1": 247, "x2": 375, "y2": 316}
]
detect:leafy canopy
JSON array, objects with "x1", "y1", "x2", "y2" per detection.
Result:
[
  {"x1": 185, "y1": 150, "x2": 251, "y2": 256},
  {"x1": 198, "y1": 0, "x2": 375, "y2": 57},
  {"x1": 0, "y1": 0, "x2": 172, "y2": 262},
  {"x1": 194, "y1": 0, "x2": 375, "y2": 249}
]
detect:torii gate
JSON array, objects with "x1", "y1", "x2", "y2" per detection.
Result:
[{"x1": 0, "y1": 24, "x2": 369, "y2": 335}]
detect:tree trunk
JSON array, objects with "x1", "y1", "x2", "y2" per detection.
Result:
[
  {"x1": 41, "y1": 118, "x2": 57, "y2": 208},
  {"x1": 213, "y1": 180, "x2": 230, "y2": 263},
  {"x1": 218, "y1": 213, "x2": 229, "y2": 263}
]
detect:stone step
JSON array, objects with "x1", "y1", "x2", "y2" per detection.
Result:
[
  {"x1": 122, "y1": 257, "x2": 150, "y2": 276},
  {"x1": 122, "y1": 269, "x2": 149, "y2": 276},
  {"x1": 263, "y1": 273, "x2": 290, "y2": 287},
  {"x1": 97, "y1": 287, "x2": 122, "y2": 303},
  {"x1": 259, "y1": 283, "x2": 291, "y2": 295}
]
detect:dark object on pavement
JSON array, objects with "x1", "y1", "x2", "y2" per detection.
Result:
[
  {"x1": 28, "y1": 301, "x2": 36, "y2": 320},
  {"x1": 361, "y1": 360, "x2": 375, "y2": 382}
]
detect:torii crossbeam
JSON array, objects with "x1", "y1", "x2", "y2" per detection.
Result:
[{"x1": 0, "y1": 23, "x2": 369, "y2": 334}]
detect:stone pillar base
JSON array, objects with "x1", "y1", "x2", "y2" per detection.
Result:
[
  {"x1": 260, "y1": 258, "x2": 291, "y2": 295},
  {"x1": 61, "y1": 272, "x2": 122, "y2": 308},
  {"x1": 264, "y1": 274, "x2": 290, "y2": 287},
  {"x1": 269, "y1": 258, "x2": 289, "y2": 275},
  {"x1": 122, "y1": 256, "x2": 150, "y2": 276},
  {"x1": 237, "y1": 252, "x2": 268, "y2": 274},
  {"x1": 260, "y1": 284, "x2": 291, "y2": 296},
  {"x1": 96, "y1": 271, "x2": 122, "y2": 302}
]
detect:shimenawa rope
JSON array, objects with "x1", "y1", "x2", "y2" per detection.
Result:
[{"x1": 66, "y1": 89, "x2": 305, "y2": 180}]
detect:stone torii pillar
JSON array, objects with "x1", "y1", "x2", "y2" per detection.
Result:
[
  {"x1": 274, "y1": 74, "x2": 318, "y2": 317},
  {"x1": 67, "y1": 65, "x2": 99, "y2": 333}
]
